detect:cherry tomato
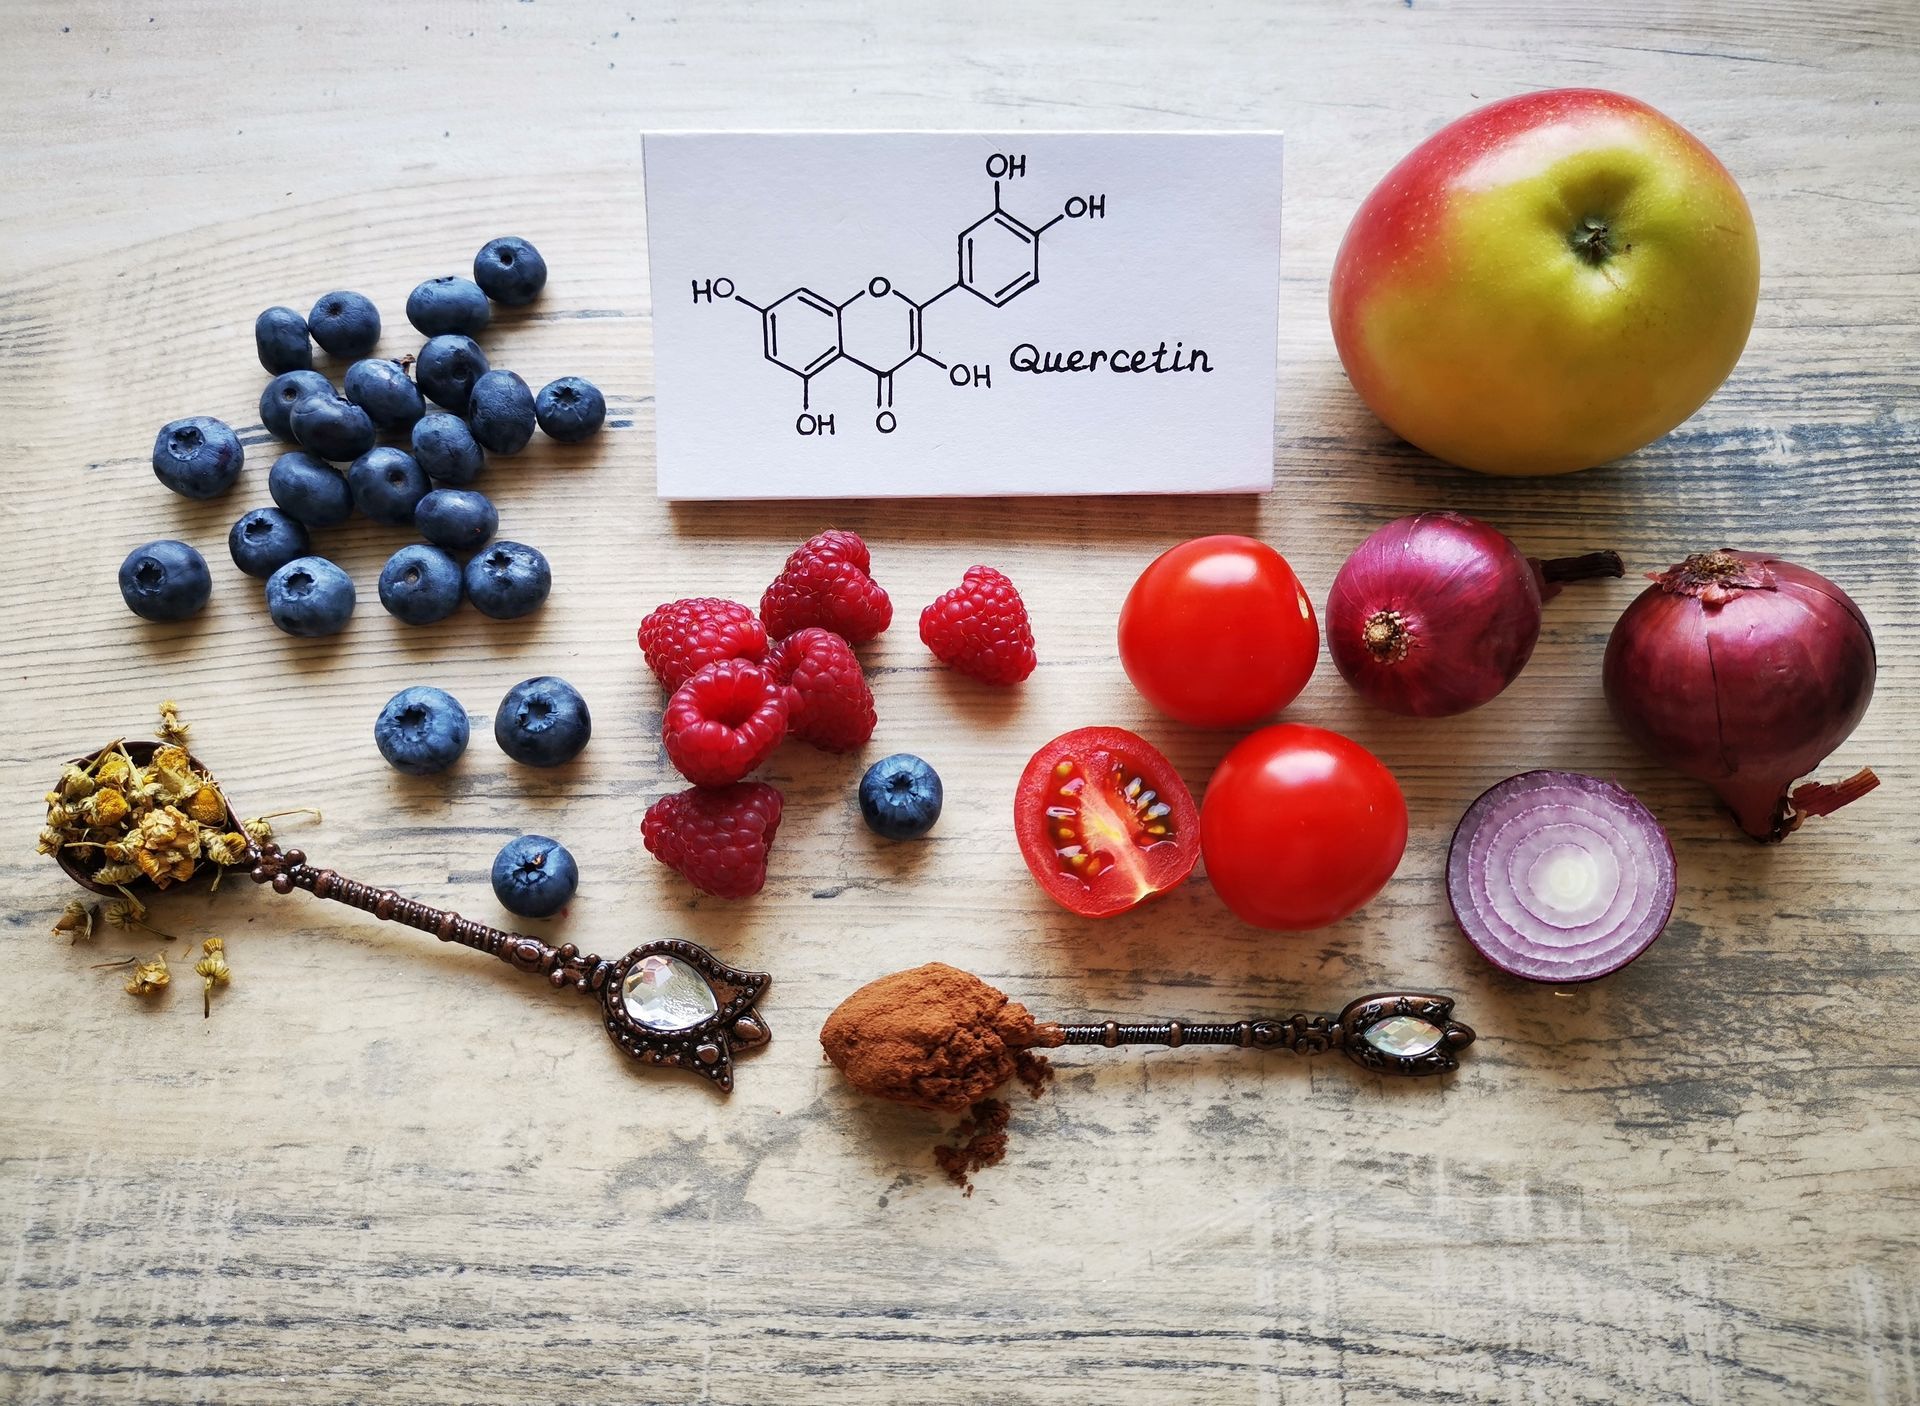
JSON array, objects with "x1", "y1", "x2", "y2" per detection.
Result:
[
  {"x1": 1118, "y1": 535, "x2": 1320, "y2": 727},
  {"x1": 1015, "y1": 727, "x2": 1200, "y2": 919},
  {"x1": 1200, "y1": 723, "x2": 1406, "y2": 931}
]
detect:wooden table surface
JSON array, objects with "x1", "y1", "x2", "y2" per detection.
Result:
[{"x1": 4, "y1": 3, "x2": 1916, "y2": 1402}]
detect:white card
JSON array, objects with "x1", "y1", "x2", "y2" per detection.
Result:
[{"x1": 643, "y1": 132, "x2": 1284, "y2": 500}]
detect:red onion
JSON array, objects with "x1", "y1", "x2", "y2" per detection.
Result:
[
  {"x1": 1603, "y1": 550, "x2": 1878, "y2": 842},
  {"x1": 1327, "y1": 512, "x2": 1623, "y2": 717},
  {"x1": 1448, "y1": 770, "x2": 1676, "y2": 983}
]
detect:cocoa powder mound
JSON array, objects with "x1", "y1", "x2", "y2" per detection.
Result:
[{"x1": 820, "y1": 963, "x2": 1063, "y2": 1114}]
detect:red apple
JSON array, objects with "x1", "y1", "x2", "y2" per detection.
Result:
[{"x1": 1330, "y1": 89, "x2": 1760, "y2": 476}]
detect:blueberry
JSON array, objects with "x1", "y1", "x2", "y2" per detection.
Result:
[
  {"x1": 264, "y1": 556, "x2": 355, "y2": 637},
  {"x1": 118, "y1": 540, "x2": 211, "y2": 622},
  {"x1": 535, "y1": 376, "x2": 606, "y2": 443},
  {"x1": 415, "y1": 488, "x2": 497, "y2": 552},
  {"x1": 416, "y1": 334, "x2": 490, "y2": 414},
  {"x1": 464, "y1": 540, "x2": 550, "y2": 619},
  {"x1": 343, "y1": 358, "x2": 424, "y2": 431},
  {"x1": 494, "y1": 676, "x2": 590, "y2": 768},
  {"x1": 290, "y1": 392, "x2": 377, "y2": 462},
  {"x1": 268, "y1": 450, "x2": 354, "y2": 528},
  {"x1": 151, "y1": 416, "x2": 243, "y2": 500},
  {"x1": 858, "y1": 754, "x2": 944, "y2": 840},
  {"x1": 227, "y1": 507, "x2": 311, "y2": 579},
  {"x1": 254, "y1": 306, "x2": 312, "y2": 374},
  {"x1": 308, "y1": 290, "x2": 381, "y2": 358},
  {"x1": 473, "y1": 236, "x2": 547, "y2": 307},
  {"x1": 406, "y1": 276, "x2": 492, "y2": 338},
  {"x1": 374, "y1": 685, "x2": 470, "y2": 775},
  {"x1": 490, "y1": 834, "x2": 579, "y2": 918},
  {"x1": 411, "y1": 412, "x2": 486, "y2": 486},
  {"x1": 347, "y1": 446, "x2": 430, "y2": 527},
  {"x1": 377, "y1": 543, "x2": 464, "y2": 625},
  {"x1": 260, "y1": 370, "x2": 332, "y2": 440},
  {"x1": 468, "y1": 369, "x2": 535, "y2": 455}
]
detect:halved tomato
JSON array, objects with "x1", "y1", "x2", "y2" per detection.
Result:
[{"x1": 1014, "y1": 726, "x2": 1200, "y2": 918}]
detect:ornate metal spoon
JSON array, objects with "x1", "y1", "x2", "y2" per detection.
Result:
[
  {"x1": 1054, "y1": 992, "x2": 1474, "y2": 1076},
  {"x1": 52, "y1": 741, "x2": 770, "y2": 1092}
]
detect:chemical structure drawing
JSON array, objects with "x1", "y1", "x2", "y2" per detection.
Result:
[{"x1": 690, "y1": 153, "x2": 1107, "y2": 435}]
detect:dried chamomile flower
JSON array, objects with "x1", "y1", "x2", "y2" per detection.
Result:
[
  {"x1": 38, "y1": 826, "x2": 67, "y2": 856},
  {"x1": 186, "y1": 786, "x2": 228, "y2": 827},
  {"x1": 83, "y1": 788, "x2": 131, "y2": 829},
  {"x1": 125, "y1": 952, "x2": 171, "y2": 998},
  {"x1": 53, "y1": 900, "x2": 98, "y2": 943},
  {"x1": 104, "y1": 894, "x2": 148, "y2": 929},
  {"x1": 242, "y1": 808, "x2": 321, "y2": 844},
  {"x1": 158, "y1": 700, "x2": 191, "y2": 746},
  {"x1": 94, "y1": 750, "x2": 133, "y2": 789},
  {"x1": 194, "y1": 938, "x2": 231, "y2": 1019},
  {"x1": 58, "y1": 763, "x2": 96, "y2": 800},
  {"x1": 92, "y1": 861, "x2": 144, "y2": 887},
  {"x1": 150, "y1": 745, "x2": 197, "y2": 799},
  {"x1": 203, "y1": 831, "x2": 250, "y2": 867},
  {"x1": 43, "y1": 799, "x2": 76, "y2": 830}
]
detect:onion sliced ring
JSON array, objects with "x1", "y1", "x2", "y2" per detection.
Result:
[{"x1": 1446, "y1": 770, "x2": 1676, "y2": 983}]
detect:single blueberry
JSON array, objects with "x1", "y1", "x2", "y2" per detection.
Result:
[
  {"x1": 264, "y1": 555, "x2": 355, "y2": 637},
  {"x1": 858, "y1": 754, "x2": 944, "y2": 840},
  {"x1": 493, "y1": 676, "x2": 590, "y2": 768},
  {"x1": 535, "y1": 376, "x2": 606, "y2": 443},
  {"x1": 406, "y1": 276, "x2": 492, "y2": 338},
  {"x1": 467, "y1": 369, "x2": 535, "y2": 455},
  {"x1": 411, "y1": 412, "x2": 486, "y2": 486},
  {"x1": 490, "y1": 834, "x2": 579, "y2": 918},
  {"x1": 254, "y1": 306, "x2": 312, "y2": 374},
  {"x1": 377, "y1": 543, "x2": 464, "y2": 626},
  {"x1": 290, "y1": 392, "x2": 377, "y2": 462},
  {"x1": 374, "y1": 685, "x2": 470, "y2": 776},
  {"x1": 151, "y1": 417, "x2": 244, "y2": 500},
  {"x1": 343, "y1": 358, "x2": 424, "y2": 431},
  {"x1": 227, "y1": 507, "x2": 311, "y2": 579},
  {"x1": 118, "y1": 539, "x2": 212, "y2": 623},
  {"x1": 473, "y1": 236, "x2": 547, "y2": 307},
  {"x1": 348, "y1": 446, "x2": 430, "y2": 527},
  {"x1": 260, "y1": 370, "x2": 332, "y2": 441},
  {"x1": 308, "y1": 290, "x2": 381, "y2": 358},
  {"x1": 464, "y1": 540, "x2": 550, "y2": 619},
  {"x1": 268, "y1": 450, "x2": 354, "y2": 528},
  {"x1": 415, "y1": 488, "x2": 498, "y2": 552},
  {"x1": 416, "y1": 334, "x2": 490, "y2": 414}
]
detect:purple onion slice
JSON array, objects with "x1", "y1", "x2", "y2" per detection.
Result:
[{"x1": 1446, "y1": 770, "x2": 1676, "y2": 983}]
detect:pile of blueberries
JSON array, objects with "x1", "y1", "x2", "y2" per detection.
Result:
[{"x1": 118, "y1": 236, "x2": 606, "y2": 634}]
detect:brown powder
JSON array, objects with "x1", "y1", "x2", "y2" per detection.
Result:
[
  {"x1": 820, "y1": 963, "x2": 1063, "y2": 1113},
  {"x1": 932, "y1": 1099, "x2": 1012, "y2": 1196},
  {"x1": 821, "y1": 964, "x2": 1064, "y2": 1192}
]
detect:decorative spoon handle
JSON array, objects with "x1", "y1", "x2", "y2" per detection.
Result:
[
  {"x1": 244, "y1": 839, "x2": 772, "y2": 1092},
  {"x1": 1053, "y1": 992, "x2": 1474, "y2": 1076},
  {"x1": 248, "y1": 840, "x2": 612, "y2": 993}
]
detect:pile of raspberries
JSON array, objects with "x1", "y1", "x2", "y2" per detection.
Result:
[{"x1": 639, "y1": 531, "x2": 1035, "y2": 899}]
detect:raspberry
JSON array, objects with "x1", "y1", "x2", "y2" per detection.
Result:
[
  {"x1": 638, "y1": 597, "x2": 767, "y2": 691},
  {"x1": 761, "y1": 529, "x2": 892, "y2": 644},
  {"x1": 768, "y1": 627, "x2": 876, "y2": 752},
  {"x1": 919, "y1": 565, "x2": 1037, "y2": 685},
  {"x1": 662, "y1": 659, "x2": 790, "y2": 785},
  {"x1": 642, "y1": 782, "x2": 783, "y2": 899}
]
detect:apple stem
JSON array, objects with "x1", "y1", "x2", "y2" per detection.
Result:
[{"x1": 1569, "y1": 216, "x2": 1615, "y2": 265}]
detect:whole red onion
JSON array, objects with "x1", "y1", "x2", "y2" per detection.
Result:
[
  {"x1": 1327, "y1": 512, "x2": 1623, "y2": 717},
  {"x1": 1603, "y1": 550, "x2": 1878, "y2": 842}
]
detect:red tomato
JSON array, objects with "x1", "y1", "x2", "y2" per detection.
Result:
[
  {"x1": 1015, "y1": 727, "x2": 1200, "y2": 919},
  {"x1": 1200, "y1": 724, "x2": 1407, "y2": 931},
  {"x1": 1118, "y1": 535, "x2": 1319, "y2": 727}
]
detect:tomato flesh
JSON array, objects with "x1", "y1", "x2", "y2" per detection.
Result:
[{"x1": 1016, "y1": 727, "x2": 1199, "y2": 918}]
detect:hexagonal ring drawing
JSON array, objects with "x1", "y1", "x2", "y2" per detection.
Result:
[
  {"x1": 838, "y1": 280, "x2": 923, "y2": 375},
  {"x1": 761, "y1": 288, "x2": 841, "y2": 376},
  {"x1": 958, "y1": 211, "x2": 1041, "y2": 307}
]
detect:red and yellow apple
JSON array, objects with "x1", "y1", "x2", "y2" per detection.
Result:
[{"x1": 1329, "y1": 89, "x2": 1759, "y2": 476}]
